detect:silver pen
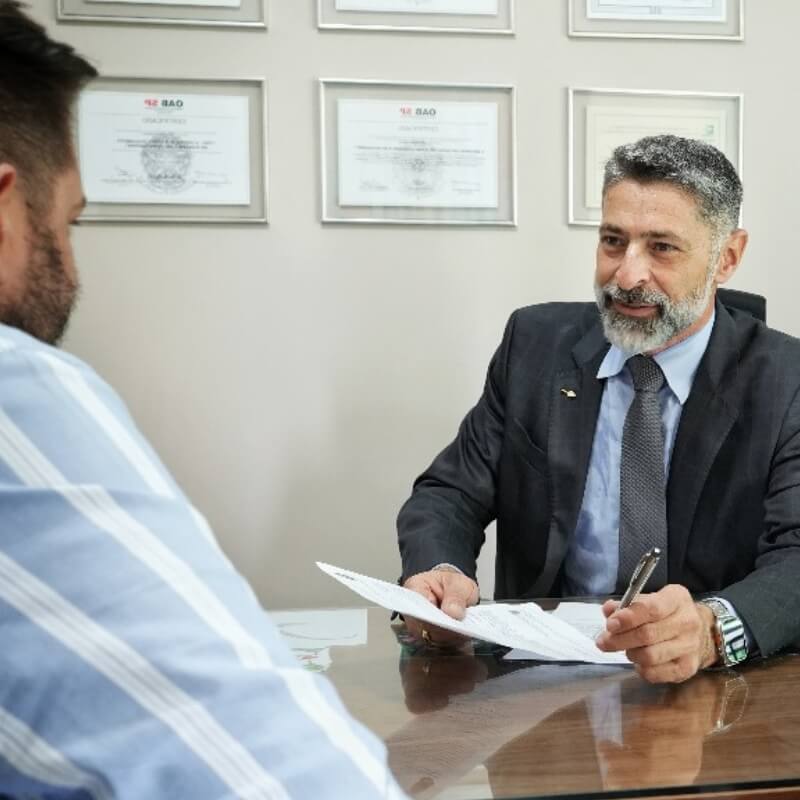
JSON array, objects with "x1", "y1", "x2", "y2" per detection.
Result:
[{"x1": 618, "y1": 547, "x2": 662, "y2": 609}]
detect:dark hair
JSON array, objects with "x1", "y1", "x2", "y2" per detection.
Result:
[
  {"x1": 0, "y1": 1, "x2": 96, "y2": 211},
  {"x1": 603, "y1": 134, "x2": 742, "y2": 242}
]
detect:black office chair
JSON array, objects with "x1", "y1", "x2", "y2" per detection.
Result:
[{"x1": 718, "y1": 288, "x2": 766, "y2": 323}]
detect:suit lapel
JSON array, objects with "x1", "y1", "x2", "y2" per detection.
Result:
[
  {"x1": 667, "y1": 302, "x2": 742, "y2": 578},
  {"x1": 535, "y1": 322, "x2": 609, "y2": 594}
]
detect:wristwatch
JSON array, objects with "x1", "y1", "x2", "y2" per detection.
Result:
[{"x1": 700, "y1": 598, "x2": 748, "y2": 667}]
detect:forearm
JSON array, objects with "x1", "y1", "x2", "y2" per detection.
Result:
[
  {"x1": 398, "y1": 482, "x2": 490, "y2": 580},
  {"x1": 713, "y1": 551, "x2": 800, "y2": 657}
]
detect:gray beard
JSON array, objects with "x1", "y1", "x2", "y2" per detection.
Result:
[{"x1": 595, "y1": 268, "x2": 715, "y2": 354}]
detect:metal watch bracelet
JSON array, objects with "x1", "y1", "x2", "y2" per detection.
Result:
[{"x1": 700, "y1": 598, "x2": 748, "y2": 667}]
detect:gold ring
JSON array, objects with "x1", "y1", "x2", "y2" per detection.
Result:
[{"x1": 421, "y1": 627, "x2": 433, "y2": 646}]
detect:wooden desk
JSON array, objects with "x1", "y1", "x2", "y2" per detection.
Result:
[{"x1": 283, "y1": 606, "x2": 800, "y2": 800}]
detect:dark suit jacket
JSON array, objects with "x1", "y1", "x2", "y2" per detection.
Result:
[{"x1": 397, "y1": 298, "x2": 800, "y2": 657}]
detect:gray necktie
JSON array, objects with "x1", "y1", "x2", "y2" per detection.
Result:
[{"x1": 617, "y1": 355, "x2": 668, "y2": 593}]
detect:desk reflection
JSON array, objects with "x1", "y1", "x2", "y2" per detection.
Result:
[
  {"x1": 392, "y1": 640, "x2": 753, "y2": 798},
  {"x1": 281, "y1": 607, "x2": 800, "y2": 800},
  {"x1": 591, "y1": 674, "x2": 747, "y2": 790},
  {"x1": 484, "y1": 671, "x2": 748, "y2": 799},
  {"x1": 392, "y1": 647, "x2": 630, "y2": 798}
]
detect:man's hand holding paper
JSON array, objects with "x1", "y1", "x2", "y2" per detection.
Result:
[
  {"x1": 319, "y1": 563, "x2": 629, "y2": 665},
  {"x1": 403, "y1": 568, "x2": 479, "y2": 647}
]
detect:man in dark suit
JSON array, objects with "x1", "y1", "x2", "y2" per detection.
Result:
[{"x1": 397, "y1": 134, "x2": 800, "y2": 683}]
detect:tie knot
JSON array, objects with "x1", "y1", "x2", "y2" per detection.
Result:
[{"x1": 627, "y1": 355, "x2": 665, "y2": 393}]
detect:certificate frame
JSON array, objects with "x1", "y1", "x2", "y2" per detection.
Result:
[
  {"x1": 319, "y1": 79, "x2": 517, "y2": 226},
  {"x1": 568, "y1": 0, "x2": 743, "y2": 41},
  {"x1": 317, "y1": 0, "x2": 514, "y2": 35},
  {"x1": 77, "y1": 76, "x2": 268, "y2": 224},
  {"x1": 57, "y1": 0, "x2": 266, "y2": 29},
  {"x1": 568, "y1": 87, "x2": 743, "y2": 226}
]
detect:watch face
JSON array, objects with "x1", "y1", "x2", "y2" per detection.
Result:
[
  {"x1": 702, "y1": 599, "x2": 747, "y2": 666},
  {"x1": 720, "y1": 639, "x2": 736, "y2": 667},
  {"x1": 713, "y1": 620, "x2": 729, "y2": 666},
  {"x1": 715, "y1": 610, "x2": 747, "y2": 665}
]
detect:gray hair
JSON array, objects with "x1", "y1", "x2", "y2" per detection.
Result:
[{"x1": 602, "y1": 135, "x2": 742, "y2": 244}]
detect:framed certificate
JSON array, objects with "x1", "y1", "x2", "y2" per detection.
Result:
[
  {"x1": 569, "y1": 87, "x2": 743, "y2": 226},
  {"x1": 58, "y1": 0, "x2": 266, "y2": 28},
  {"x1": 568, "y1": 0, "x2": 743, "y2": 40},
  {"x1": 319, "y1": 79, "x2": 516, "y2": 226},
  {"x1": 317, "y1": 0, "x2": 514, "y2": 34},
  {"x1": 77, "y1": 77, "x2": 268, "y2": 223}
]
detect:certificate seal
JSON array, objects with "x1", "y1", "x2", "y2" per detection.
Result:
[
  {"x1": 393, "y1": 148, "x2": 443, "y2": 199},
  {"x1": 140, "y1": 132, "x2": 192, "y2": 194}
]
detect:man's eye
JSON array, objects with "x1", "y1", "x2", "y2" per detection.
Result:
[
  {"x1": 601, "y1": 236, "x2": 624, "y2": 247},
  {"x1": 652, "y1": 242, "x2": 676, "y2": 252}
]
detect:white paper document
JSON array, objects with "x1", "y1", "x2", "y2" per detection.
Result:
[
  {"x1": 587, "y1": 0, "x2": 727, "y2": 23},
  {"x1": 272, "y1": 608, "x2": 367, "y2": 673},
  {"x1": 504, "y1": 602, "x2": 625, "y2": 661},
  {"x1": 550, "y1": 601, "x2": 611, "y2": 638},
  {"x1": 584, "y1": 104, "x2": 726, "y2": 209},
  {"x1": 335, "y1": 0, "x2": 498, "y2": 15},
  {"x1": 271, "y1": 608, "x2": 368, "y2": 650},
  {"x1": 337, "y1": 98, "x2": 498, "y2": 209},
  {"x1": 318, "y1": 563, "x2": 629, "y2": 665},
  {"x1": 79, "y1": 91, "x2": 251, "y2": 205}
]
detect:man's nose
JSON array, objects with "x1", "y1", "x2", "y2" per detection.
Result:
[{"x1": 614, "y1": 245, "x2": 651, "y2": 290}]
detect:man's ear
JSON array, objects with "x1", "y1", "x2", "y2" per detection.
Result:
[
  {"x1": 0, "y1": 163, "x2": 20, "y2": 245},
  {"x1": 0, "y1": 164, "x2": 19, "y2": 200},
  {"x1": 714, "y1": 229, "x2": 749, "y2": 286}
]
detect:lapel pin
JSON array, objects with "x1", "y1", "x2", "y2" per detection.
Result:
[{"x1": 560, "y1": 388, "x2": 577, "y2": 399}]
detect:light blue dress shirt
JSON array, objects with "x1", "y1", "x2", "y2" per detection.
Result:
[
  {"x1": 0, "y1": 323, "x2": 406, "y2": 800},
  {"x1": 564, "y1": 313, "x2": 715, "y2": 596}
]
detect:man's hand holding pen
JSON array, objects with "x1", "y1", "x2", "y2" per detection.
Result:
[
  {"x1": 597, "y1": 586, "x2": 719, "y2": 683},
  {"x1": 595, "y1": 547, "x2": 719, "y2": 683}
]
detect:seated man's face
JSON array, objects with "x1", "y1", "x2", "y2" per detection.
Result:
[
  {"x1": 0, "y1": 164, "x2": 83, "y2": 345},
  {"x1": 594, "y1": 178, "x2": 718, "y2": 354}
]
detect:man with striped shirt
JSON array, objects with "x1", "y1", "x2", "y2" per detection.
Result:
[{"x1": 0, "y1": 4, "x2": 406, "y2": 797}]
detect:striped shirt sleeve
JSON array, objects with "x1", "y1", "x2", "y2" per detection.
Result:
[{"x1": 0, "y1": 325, "x2": 407, "y2": 800}]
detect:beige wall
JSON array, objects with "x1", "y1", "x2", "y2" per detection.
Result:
[{"x1": 28, "y1": 0, "x2": 800, "y2": 609}]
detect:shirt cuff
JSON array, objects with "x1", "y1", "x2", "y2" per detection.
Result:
[
  {"x1": 431, "y1": 563, "x2": 465, "y2": 575},
  {"x1": 432, "y1": 563, "x2": 480, "y2": 601}
]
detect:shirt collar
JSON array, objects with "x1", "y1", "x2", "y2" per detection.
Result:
[{"x1": 597, "y1": 310, "x2": 715, "y2": 405}]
